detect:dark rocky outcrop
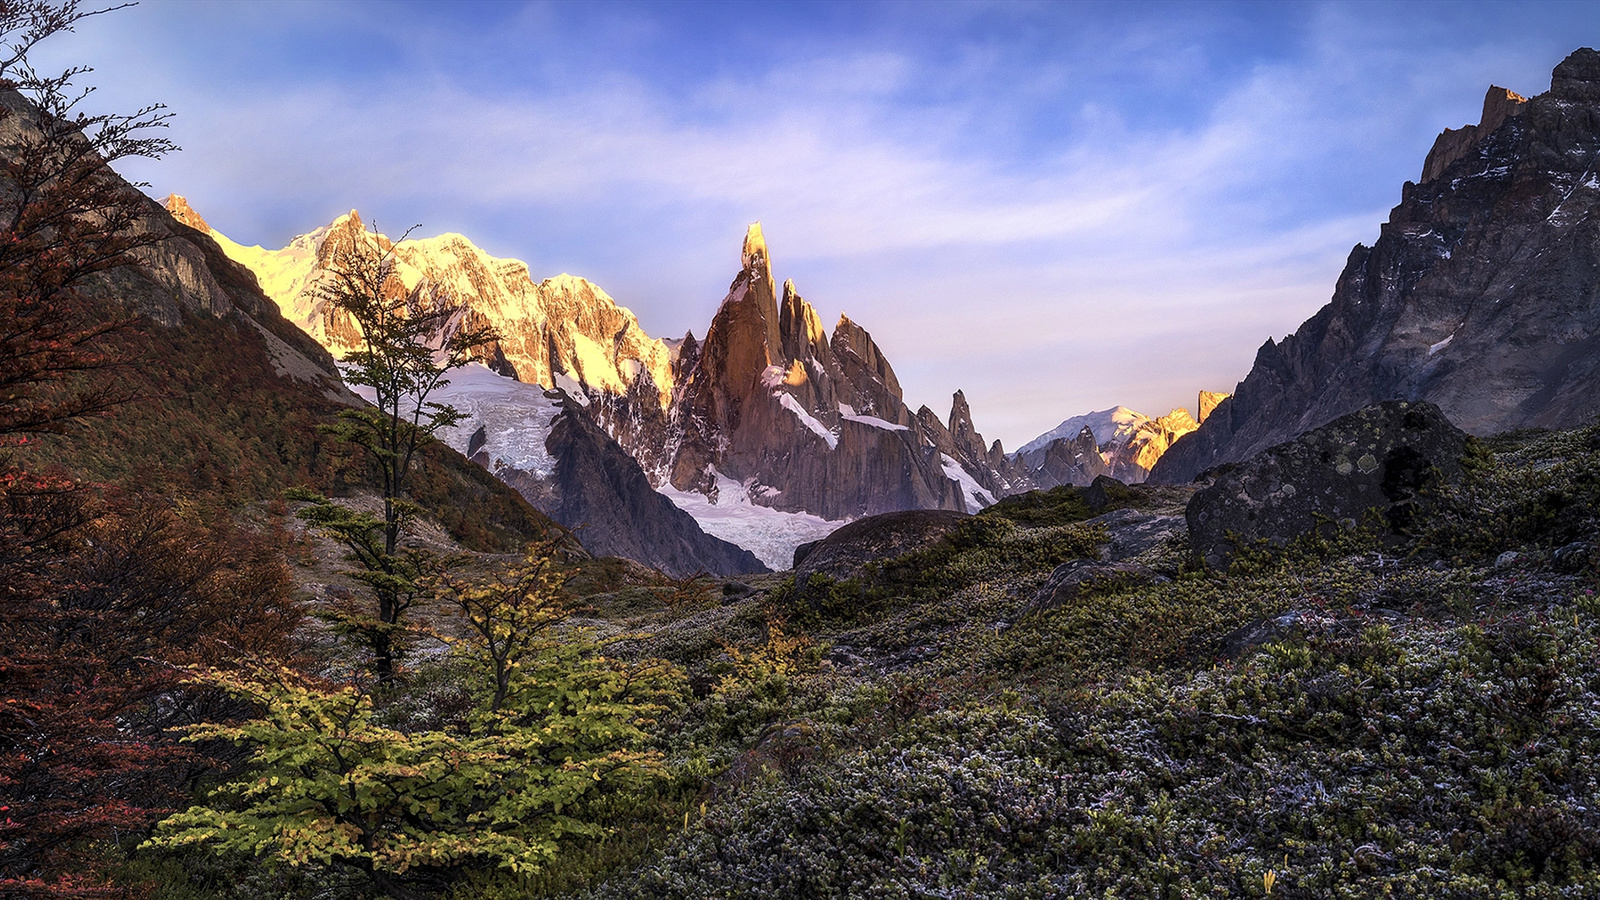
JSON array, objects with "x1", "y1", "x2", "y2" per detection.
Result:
[
  {"x1": 793, "y1": 509, "x2": 967, "y2": 585},
  {"x1": 1185, "y1": 401, "x2": 1469, "y2": 568},
  {"x1": 1028, "y1": 559, "x2": 1168, "y2": 614},
  {"x1": 513, "y1": 401, "x2": 767, "y2": 578},
  {"x1": 1084, "y1": 506, "x2": 1186, "y2": 563},
  {"x1": 1153, "y1": 49, "x2": 1600, "y2": 484}
]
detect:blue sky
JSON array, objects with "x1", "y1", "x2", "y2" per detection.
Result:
[{"x1": 34, "y1": 0, "x2": 1600, "y2": 447}]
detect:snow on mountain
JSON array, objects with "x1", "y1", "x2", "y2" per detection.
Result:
[
  {"x1": 1014, "y1": 401, "x2": 1213, "y2": 485},
  {"x1": 184, "y1": 200, "x2": 672, "y2": 408},
  {"x1": 940, "y1": 453, "x2": 997, "y2": 513},
  {"x1": 340, "y1": 362, "x2": 562, "y2": 478},
  {"x1": 657, "y1": 470, "x2": 841, "y2": 570},
  {"x1": 1017, "y1": 407, "x2": 1150, "y2": 457}
]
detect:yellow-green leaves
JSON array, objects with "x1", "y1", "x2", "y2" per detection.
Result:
[{"x1": 147, "y1": 548, "x2": 684, "y2": 893}]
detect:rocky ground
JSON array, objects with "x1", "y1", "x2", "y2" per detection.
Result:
[
  {"x1": 177, "y1": 402, "x2": 1600, "y2": 900},
  {"x1": 527, "y1": 403, "x2": 1600, "y2": 899}
]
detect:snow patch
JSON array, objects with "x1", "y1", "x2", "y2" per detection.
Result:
[
  {"x1": 1428, "y1": 334, "x2": 1455, "y2": 356},
  {"x1": 843, "y1": 412, "x2": 908, "y2": 432},
  {"x1": 778, "y1": 393, "x2": 838, "y2": 449},
  {"x1": 658, "y1": 471, "x2": 842, "y2": 570},
  {"x1": 941, "y1": 454, "x2": 995, "y2": 513},
  {"x1": 346, "y1": 362, "x2": 564, "y2": 477},
  {"x1": 551, "y1": 372, "x2": 591, "y2": 406},
  {"x1": 1017, "y1": 406, "x2": 1149, "y2": 456}
]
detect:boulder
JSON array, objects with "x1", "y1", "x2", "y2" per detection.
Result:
[
  {"x1": 1186, "y1": 401, "x2": 1469, "y2": 568},
  {"x1": 1085, "y1": 507, "x2": 1187, "y2": 564},
  {"x1": 793, "y1": 509, "x2": 967, "y2": 586},
  {"x1": 1027, "y1": 558, "x2": 1169, "y2": 614}
]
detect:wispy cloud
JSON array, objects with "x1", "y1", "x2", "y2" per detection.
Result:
[{"x1": 33, "y1": 0, "x2": 1592, "y2": 446}]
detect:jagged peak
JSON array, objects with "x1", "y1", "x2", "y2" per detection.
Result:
[
  {"x1": 541, "y1": 272, "x2": 607, "y2": 295},
  {"x1": 741, "y1": 222, "x2": 768, "y2": 272},
  {"x1": 163, "y1": 194, "x2": 210, "y2": 232},
  {"x1": 1480, "y1": 85, "x2": 1528, "y2": 131},
  {"x1": 1552, "y1": 47, "x2": 1600, "y2": 101},
  {"x1": 1198, "y1": 390, "x2": 1230, "y2": 424},
  {"x1": 1421, "y1": 83, "x2": 1530, "y2": 183},
  {"x1": 949, "y1": 390, "x2": 972, "y2": 424}
]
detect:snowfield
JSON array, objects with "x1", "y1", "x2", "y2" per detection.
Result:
[{"x1": 658, "y1": 470, "x2": 843, "y2": 571}]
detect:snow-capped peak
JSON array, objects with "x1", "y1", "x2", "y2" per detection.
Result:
[
  {"x1": 198, "y1": 203, "x2": 674, "y2": 409},
  {"x1": 1017, "y1": 406, "x2": 1150, "y2": 456}
]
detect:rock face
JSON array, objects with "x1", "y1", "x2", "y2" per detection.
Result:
[
  {"x1": 1420, "y1": 86, "x2": 1528, "y2": 183},
  {"x1": 1185, "y1": 401, "x2": 1469, "y2": 568},
  {"x1": 412, "y1": 363, "x2": 766, "y2": 577},
  {"x1": 188, "y1": 203, "x2": 675, "y2": 411},
  {"x1": 665, "y1": 224, "x2": 1027, "y2": 520},
  {"x1": 1154, "y1": 49, "x2": 1600, "y2": 483},
  {"x1": 541, "y1": 404, "x2": 767, "y2": 577}
]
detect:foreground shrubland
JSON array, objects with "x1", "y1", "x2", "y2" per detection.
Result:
[{"x1": 76, "y1": 422, "x2": 1600, "y2": 898}]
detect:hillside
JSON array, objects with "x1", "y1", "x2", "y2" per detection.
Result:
[
  {"x1": 21, "y1": 182, "x2": 558, "y2": 554},
  {"x1": 127, "y1": 406, "x2": 1600, "y2": 899}
]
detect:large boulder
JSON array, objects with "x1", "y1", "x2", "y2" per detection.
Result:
[
  {"x1": 793, "y1": 509, "x2": 967, "y2": 584},
  {"x1": 1187, "y1": 401, "x2": 1469, "y2": 568}
]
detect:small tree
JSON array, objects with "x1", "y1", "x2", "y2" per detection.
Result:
[
  {"x1": 148, "y1": 546, "x2": 684, "y2": 900},
  {"x1": 293, "y1": 225, "x2": 496, "y2": 682}
]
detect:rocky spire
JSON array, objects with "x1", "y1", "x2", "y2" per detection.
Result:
[
  {"x1": 741, "y1": 222, "x2": 769, "y2": 273},
  {"x1": 1421, "y1": 85, "x2": 1529, "y2": 182},
  {"x1": 163, "y1": 194, "x2": 210, "y2": 233},
  {"x1": 831, "y1": 313, "x2": 907, "y2": 422},
  {"x1": 1551, "y1": 47, "x2": 1600, "y2": 101},
  {"x1": 948, "y1": 390, "x2": 985, "y2": 460}
]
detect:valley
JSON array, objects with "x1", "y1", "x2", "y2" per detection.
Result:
[{"x1": 7, "y1": 5, "x2": 1600, "y2": 899}]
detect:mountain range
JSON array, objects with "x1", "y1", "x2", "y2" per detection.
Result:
[
  {"x1": 179, "y1": 202, "x2": 1075, "y2": 567},
  {"x1": 154, "y1": 47, "x2": 1600, "y2": 570}
]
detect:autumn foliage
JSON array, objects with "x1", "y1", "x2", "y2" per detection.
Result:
[{"x1": 0, "y1": 3, "x2": 304, "y2": 897}]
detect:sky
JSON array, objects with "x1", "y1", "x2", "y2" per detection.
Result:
[{"x1": 28, "y1": 0, "x2": 1600, "y2": 448}]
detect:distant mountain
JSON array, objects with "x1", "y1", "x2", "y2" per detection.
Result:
[
  {"x1": 182, "y1": 201, "x2": 765, "y2": 575},
  {"x1": 663, "y1": 224, "x2": 1033, "y2": 520},
  {"x1": 1154, "y1": 48, "x2": 1600, "y2": 483},
  {"x1": 1015, "y1": 393, "x2": 1227, "y2": 485},
  {"x1": 203, "y1": 207, "x2": 1031, "y2": 563},
  {"x1": 192, "y1": 206, "x2": 674, "y2": 409}
]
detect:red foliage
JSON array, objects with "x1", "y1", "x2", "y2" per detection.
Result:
[{"x1": 0, "y1": 488, "x2": 302, "y2": 898}]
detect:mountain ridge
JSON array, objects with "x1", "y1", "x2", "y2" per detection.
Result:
[{"x1": 1153, "y1": 47, "x2": 1600, "y2": 483}]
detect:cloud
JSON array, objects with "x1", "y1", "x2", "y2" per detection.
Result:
[{"x1": 28, "y1": 0, "x2": 1590, "y2": 447}]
